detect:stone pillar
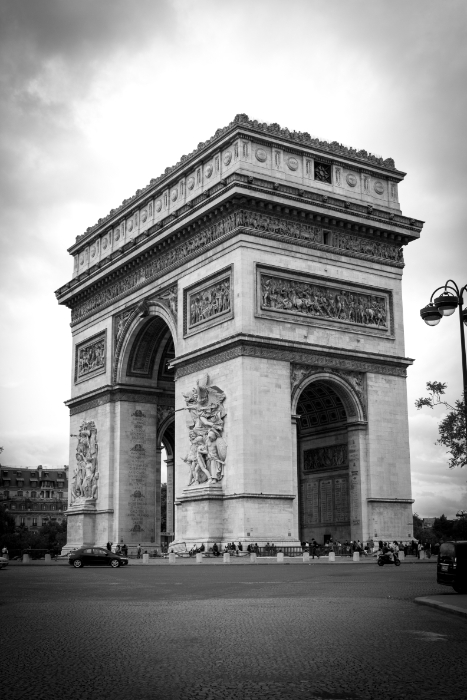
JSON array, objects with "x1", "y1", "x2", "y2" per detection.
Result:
[
  {"x1": 155, "y1": 447, "x2": 162, "y2": 547},
  {"x1": 165, "y1": 456, "x2": 174, "y2": 537},
  {"x1": 348, "y1": 425, "x2": 368, "y2": 543}
]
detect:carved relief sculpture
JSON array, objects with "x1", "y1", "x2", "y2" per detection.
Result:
[
  {"x1": 304, "y1": 444, "x2": 348, "y2": 472},
  {"x1": 70, "y1": 420, "x2": 99, "y2": 504},
  {"x1": 261, "y1": 274, "x2": 388, "y2": 328},
  {"x1": 178, "y1": 374, "x2": 227, "y2": 486},
  {"x1": 189, "y1": 278, "x2": 230, "y2": 327},
  {"x1": 76, "y1": 333, "x2": 106, "y2": 381}
]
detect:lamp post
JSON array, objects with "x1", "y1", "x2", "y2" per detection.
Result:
[{"x1": 420, "y1": 279, "x2": 467, "y2": 436}]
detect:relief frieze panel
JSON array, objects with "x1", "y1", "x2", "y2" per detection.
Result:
[
  {"x1": 184, "y1": 267, "x2": 232, "y2": 336},
  {"x1": 70, "y1": 208, "x2": 403, "y2": 324},
  {"x1": 75, "y1": 331, "x2": 106, "y2": 383},
  {"x1": 304, "y1": 444, "x2": 348, "y2": 472},
  {"x1": 260, "y1": 270, "x2": 389, "y2": 332}
]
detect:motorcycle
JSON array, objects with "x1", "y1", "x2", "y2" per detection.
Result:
[{"x1": 377, "y1": 551, "x2": 401, "y2": 567}]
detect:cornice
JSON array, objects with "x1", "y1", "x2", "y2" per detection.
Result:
[
  {"x1": 170, "y1": 333, "x2": 414, "y2": 379},
  {"x1": 57, "y1": 187, "x2": 421, "y2": 318},
  {"x1": 66, "y1": 383, "x2": 173, "y2": 416},
  {"x1": 69, "y1": 114, "x2": 405, "y2": 252}
]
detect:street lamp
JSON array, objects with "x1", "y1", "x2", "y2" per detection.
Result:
[{"x1": 420, "y1": 279, "x2": 467, "y2": 435}]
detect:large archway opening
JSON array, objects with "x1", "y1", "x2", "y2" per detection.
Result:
[
  {"x1": 119, "y1": 310, "x2": 176, "y2": 551},
  {"x1": 296, "y1": 381, "x2": 351, "y2": 544}
]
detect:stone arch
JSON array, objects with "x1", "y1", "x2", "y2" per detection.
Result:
[
  {"x1": 291, "y1": 369, "x2": 366, "y2": 424},
  {"x1": 114, "y1": 299, "x2": 177, "y2": 385}
]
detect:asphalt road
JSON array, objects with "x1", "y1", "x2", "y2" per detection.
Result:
[{"x1": 1, "y1": 564, "x2": 466, "y2": 700}]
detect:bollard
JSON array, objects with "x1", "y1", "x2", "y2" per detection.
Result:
[
  {"x1": 277, "y1": 552, "x2": 284, "y2": 563},
  {"x1": 22, "y1": 553, "x2": 30, "y2": 563},
  {"x1": 398, "y1": 551, "x2": 404, "y2": 561},
  {"x1": 250, "y1": 553, "x2": 257, "y2": 563},
  {"x1": 143, "y1": 553, "x2": 149, "y2": 564},
  {"x1": 45, "y1": 553, "x2": 52, "y2": 563},
  {"x1": 419, "y1": 550, "x2": 425, "y2": 560},
  {"x1": 168, "y1": 552, "x2": 176, "y2": 564},
  {"x1": 352, "y1": 552, "x2": 360, "y2": 562},
  {"x1": 223, "y1": 552, "x2": 231, "y2": 564},
  {"x1": 303, "y1": 552, "x2": 310, "y2": 563},
  {"x1": 196, "y1": 552, "x2": 203, "y2": 564},
  {"x1": 328, "y1": 552, "x2": 336, "y2": 562}
]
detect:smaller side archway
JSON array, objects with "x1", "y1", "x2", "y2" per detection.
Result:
[{"x1": 293, "y1": 371, "x2": 367, "y2": 545}]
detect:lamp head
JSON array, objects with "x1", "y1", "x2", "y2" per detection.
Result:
[
  {"x1": 420, "y1": 303, "x2": 442, "y2": 326},
  {"x1": 434, "y1": 292, "x2": 458, "y2": 317},
  {"x1": 462, "y1": 306, "x2": 467, "y2": 328}
]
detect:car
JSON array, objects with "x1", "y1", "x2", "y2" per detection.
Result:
[
  {"x1": 68, "y1": 547, "x2": 129, "y2": 568},
  {"x1": 0, "y1": 556, "x2": 9, "y2": 570}
]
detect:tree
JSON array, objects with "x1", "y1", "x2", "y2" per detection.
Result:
[
  {"x1": 433, "y1": 514, "x2": 454, "y2": 540},
  {"x1": 413, "y1": 512, "x2": 424, "y2": 540},
  {"x1": 415, "y1": 381, "x2": 466, "y2": 468},
  {"x1": 0, "y1": 504, "x2": 15, "y2": 537}
]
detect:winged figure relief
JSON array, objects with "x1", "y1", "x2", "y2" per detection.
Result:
[{"x1": 179, "y1": 374, "x2": 227, "y2": 486}]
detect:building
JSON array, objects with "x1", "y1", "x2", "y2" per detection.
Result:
[
  {"x1": 55, "y1": 114, "x2": 422, "y2": 552},
  {"x1": 0, "y1": 465, "x2": 68, "y2": 531}
]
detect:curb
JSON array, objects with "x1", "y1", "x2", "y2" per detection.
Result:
[{"x1": 414, "y1": 597, "x2": 467, "y2": 620}]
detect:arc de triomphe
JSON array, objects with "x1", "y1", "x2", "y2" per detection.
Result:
[{"x1": 56, "y1": 114, "x2": 422, "y2": 552}]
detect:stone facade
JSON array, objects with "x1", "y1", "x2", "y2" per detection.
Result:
[{"x1": 56, "y1": 115, "x2": 421, "y2": 552}]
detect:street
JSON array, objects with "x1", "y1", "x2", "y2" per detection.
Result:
[{"x1": 1, "y1": 563, "x2": 466, "y2": 700}]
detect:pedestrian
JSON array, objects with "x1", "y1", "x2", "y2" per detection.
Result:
[
  {"x1": 122, "y1": 543, "x2": 128, "y2": 556},
  {"x1": 137, "y1": 543, "x2": 142, "y2": 559},
  {"x1": 2, "y1": 546, "x2": 8, "y2": 559},
  {"x1": 237, "y1": 541, "x2": 243, "y2": 552},
  {"x1": 106, "y1": 541, "x2": 111, "y2": 552}
]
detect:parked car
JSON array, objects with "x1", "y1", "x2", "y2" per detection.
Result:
[
  {"x1": 0, "y1": 556, "x2": 9, "y2": 569},
  {"x1": 437, "y1": 541, "x2": 467, "y2": 594},
  {"x1": 68, "y1": 547, "x2": 129, "y2": 568}
]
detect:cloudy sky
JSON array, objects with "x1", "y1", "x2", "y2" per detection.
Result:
[{"x1": 0, "y1": 0, "x2": 466, "y2": 518}]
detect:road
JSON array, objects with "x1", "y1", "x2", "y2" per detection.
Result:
[{"x1": 1, "y1": 563, "x2": 465, "y2": 700}]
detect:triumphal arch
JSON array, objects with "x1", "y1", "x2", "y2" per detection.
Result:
[{"x1": 56, "y1": 114, "x2": 422, "y2": 552}]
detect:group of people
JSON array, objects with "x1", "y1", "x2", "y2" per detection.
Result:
[{"x1": 106, "y1": 541, "x2": 129, "y2": 557}]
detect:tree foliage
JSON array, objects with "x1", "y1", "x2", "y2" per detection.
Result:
[{"x1": 415, "y1": 381, "x2": 466, "y2": 468}]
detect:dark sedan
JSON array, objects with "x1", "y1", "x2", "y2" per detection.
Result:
[{"x1": 69, "y1": 547, "x2": 129, "y2": 568}]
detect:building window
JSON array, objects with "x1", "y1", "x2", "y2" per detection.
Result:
[
  {"x1": 4, "y1": 491, "x2": 9, "y2": 498},
  {"x1": 17, "y1": 491, "x2": 23, "y2": 497},
  {"x1": 2, "y1": 471, "x2": 8, "y2": 476},
  {"x1": 42, "y1": 504, "x2": 47, "y2": 511},
  {"x1": 50, "y1": 505, "x2": 55, "y2": 511},
  {"x1": 58, "y1": 492, "x2": 63, "y2": 499},
  {"x1": 20, "y1": 504, "x2": 25, "y2": 510},
  {"x1": 20, "y1": 517, "x2": 25, "y2": 525},
  {"x1": 32, "y1": 518, "x2": 37, "y2": 526},
  {"x1": 11, "y1": 504, "x2": 16, "y2": 510},
  {"x1": 31, "y1": 491, "x2": 37, "y2": 498}
]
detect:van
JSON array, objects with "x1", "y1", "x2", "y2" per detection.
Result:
[{"x1": 437, "y1": 541, "x2": 467, "y2": 594}]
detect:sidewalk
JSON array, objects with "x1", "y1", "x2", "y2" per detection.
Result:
[
  {"x1": 4, "y1": 554, "x2": 437, "y2": 566},
  {"x1": 414, "y1": 594, "x2": 467, "y2": 620}
]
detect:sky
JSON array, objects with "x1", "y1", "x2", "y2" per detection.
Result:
[{"x1": 0, "y1": 0, "x2": 466, "y2": 518}]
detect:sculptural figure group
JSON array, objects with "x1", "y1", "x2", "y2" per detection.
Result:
[
  {"x1": 70, "y1": 420, "x2": 99, "y2": 503},
  {"x1": 78, "y1": 339, "x2": 105, "y2": 377},
  {"x1": 189, "y1": 279, "x2": 230, "y2": 326},
  {"x1": 304, "y1": 444, "x2": 348, "y2": 472},
  {"x1": 261, "y1": 276, "x2": 387, "y2": 328},
  {"x1": 179, "y1": 374, "x2": 227, "y2": 486}
]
